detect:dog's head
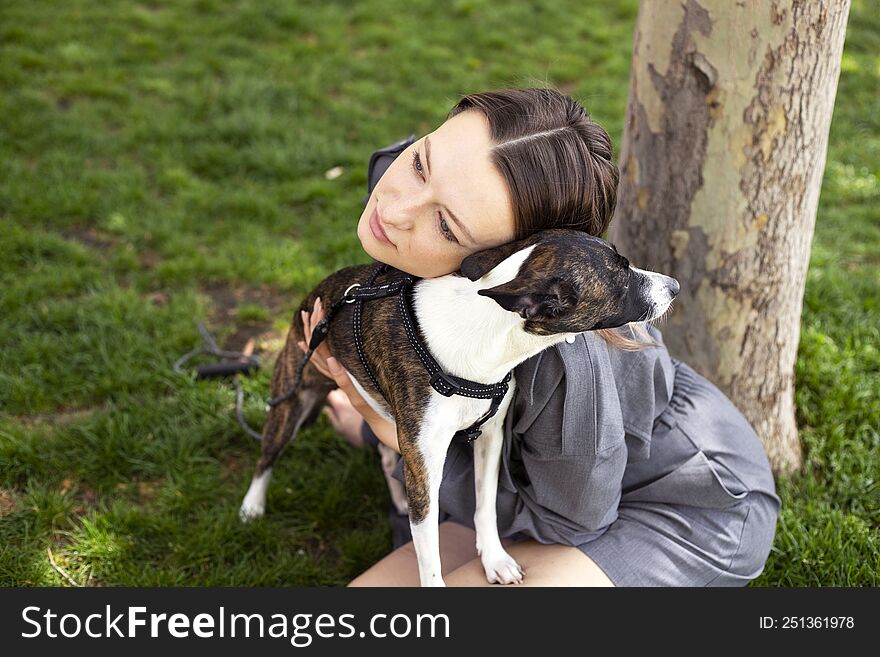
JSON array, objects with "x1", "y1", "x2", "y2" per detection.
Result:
[{"x1": 459, "y1": 229, "x2": 679, "y2": 336}]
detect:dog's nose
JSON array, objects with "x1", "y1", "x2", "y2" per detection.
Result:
[{"x1": 667, "y1": 277, "x2": 680, "y2": 297}]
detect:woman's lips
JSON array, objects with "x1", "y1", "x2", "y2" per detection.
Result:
[{"x1": 370, "y1": 206, "x2": 394, "y2": 247}]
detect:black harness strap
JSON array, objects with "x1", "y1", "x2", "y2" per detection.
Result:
[
  {"x1": 397, "y1": 282, "x2": 512, "y2": 399},
  {"x1": 346, "y1": 263, "x2": 512, "y2": 444},
  {"x1": 350, "y1": 263, "x2": 412, "y2": 402},
  {"x1": 396, "y1": 278, "x2": 511, "y2": 443}
]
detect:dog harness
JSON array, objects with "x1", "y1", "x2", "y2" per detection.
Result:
[{"x1": 276, "y1": 262, "x2": 512, "y2": 445}]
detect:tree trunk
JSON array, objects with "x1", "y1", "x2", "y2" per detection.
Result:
[{"x1": 610, "y1": 0, "x2": 850, "y2": 476}]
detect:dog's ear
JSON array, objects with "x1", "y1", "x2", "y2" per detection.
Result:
[
  {"x1": 459, "y1": 241, "x2": 529, "y2": 281},
  {"x1": 478, "y1": 277, "x2": 577, "y2": 320}
]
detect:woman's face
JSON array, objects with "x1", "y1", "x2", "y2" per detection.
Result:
[{"x1": 357, "y1": 110, "x2": 517, "y2": 278}]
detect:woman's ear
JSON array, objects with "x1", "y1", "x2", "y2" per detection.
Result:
[{"x1": 459, "y1": 240, "x2": 527, "y2": 281}]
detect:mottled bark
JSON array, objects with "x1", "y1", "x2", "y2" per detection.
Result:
[{"x1": 610, "y1": 0, "x2": 850, "y2": 475}]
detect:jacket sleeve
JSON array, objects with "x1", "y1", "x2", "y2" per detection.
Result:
[{"x1": 606, "y1": 323, "x2": 676, "y2": 463}]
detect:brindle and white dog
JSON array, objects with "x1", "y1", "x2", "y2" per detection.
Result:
[{"x1": 239, "y1": 229, "x2": 678, "y2": 587}]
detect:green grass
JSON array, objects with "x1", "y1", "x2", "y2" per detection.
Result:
[{"x1": 0, "y1": 0, "x2": 877, "y2": 586}]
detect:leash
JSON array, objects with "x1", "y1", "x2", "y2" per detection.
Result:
[
  {"x1": 172, "y1": 322, "x2": 265, "y2": 440},
  {"x1": 174, "y1": 263, "x2": 512, "y2": 445}
]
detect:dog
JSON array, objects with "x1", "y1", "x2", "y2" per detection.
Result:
[{"x1": 238, "y1": 228, "x2": 678, "y2": 586}]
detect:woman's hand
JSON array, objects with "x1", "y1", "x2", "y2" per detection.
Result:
[{"x1": 299, "y1": 297, "x2": 400, "y2": 453}]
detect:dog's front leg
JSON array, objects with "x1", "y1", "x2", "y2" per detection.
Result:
[
  {"x1": 399, "y1": 422, "x2": 454, "y2": 587},
  {"x1": 473, "y1": 392, "x2": 524, "y2": 585}
]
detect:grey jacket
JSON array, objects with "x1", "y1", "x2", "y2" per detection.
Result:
[
  {"x1": 391, "y1": 322, "x2": 779, "y2": 547},
  {"x1": 366, "y1": 139, "x2": 777, "y2": 547}
]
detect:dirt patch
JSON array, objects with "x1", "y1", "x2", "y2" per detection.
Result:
[
  {"x1": 0, "y1": 489, "x2": 18, "y2": 517},
  {"x1": 61, "y1": 479, "x2": 99, "y2": 514},
  {"x1": 16, "y1": 404, "x2": 106, "y2": 428},
  {"x1": 62, "y1": 226, "x2": 116, "y2": 253},
  {"x1": 73, "y1": 490, "x2": 98, "y2": 514},
  {"x1": 145, "y1": 290, "x2": 169, "y2": 306},
  {"x1": 114, "y1": 479, "x2": 164, "y2": 504},
  {"x1": 220, "y1": 452, "x2": 254, "y2": 483},
  {"x1": 140, "y1": 249, "x2": 162, "y2": 269},
  {"x1": 199, "y1": 282, "x2": 291, "y2": 352},
  {"x1": 136, "y1": 481, "x2": 159, "y2": 500},
  {"x1": 115, "y1": 479, "x2": 161, "y2": 503}
]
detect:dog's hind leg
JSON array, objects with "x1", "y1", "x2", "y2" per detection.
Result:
[
  {"x1": 239, "y1": 329, "x2": 334, "y2": 521},
  {"x1": 239, "y1": 386, "x2": 328, "y2": 521},
  {"x1": 238, "y1": 391, "x2": 316, "y2": 520}
]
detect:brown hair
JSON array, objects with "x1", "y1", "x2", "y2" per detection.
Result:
[{"x1": 447, "y1": 87, "x2": 657, "y2": 351}]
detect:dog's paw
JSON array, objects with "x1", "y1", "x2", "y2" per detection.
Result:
[
  {"x1": 238, "y1": 501, "x2": 265, "y2": 522},
  {"x1": 481, "y1": 550, "x2": 525, "y2": 585}
]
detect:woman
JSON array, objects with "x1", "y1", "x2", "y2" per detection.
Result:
[{"x1": 299, "y1": 88, "x2": 781, "y2": 586}]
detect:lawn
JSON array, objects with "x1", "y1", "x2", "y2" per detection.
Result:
[{"x1": 0, "y1": 0, "x2": 877, "y2": 586}]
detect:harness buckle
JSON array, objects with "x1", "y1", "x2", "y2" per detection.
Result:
[
  {"x1": 343, "y1": 283, "x2": 361, "y2": 303},
  {"x1": 464, "y1": 427, "x2": 482, "y2": 442},
  {"x1": 452, "y1": 426, "x2": 482, "y2": 444}
]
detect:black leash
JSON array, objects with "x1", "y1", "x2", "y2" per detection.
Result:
[
  {"x1": 175, "y1": 263, "x2": 513, "y2": 445},
  {"x1": 172, "y1": 322, "x2": 265, "y2": 440}
]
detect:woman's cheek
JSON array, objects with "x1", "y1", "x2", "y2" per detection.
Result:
[{"x1": 356, "y1": 219, "x2": 378, "y2": 260}]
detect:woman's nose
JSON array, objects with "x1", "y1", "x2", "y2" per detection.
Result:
[
  {"x1": 381, "y1": 195, "x2": 421, "y2": 231},
  {"x1": 381, "y1": 207, "x2": 412, "y2": 231}
]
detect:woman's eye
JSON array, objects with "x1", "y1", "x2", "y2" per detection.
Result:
[
  {"x1": 411, "y1": 151, "x2": 424, "y2": 179},
  {"x1": 412, "y1": 148, "x2": 458, "y2": 245},
  {"x1": 438, "y1": 216, "x2": 458, "y2": 243}
]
